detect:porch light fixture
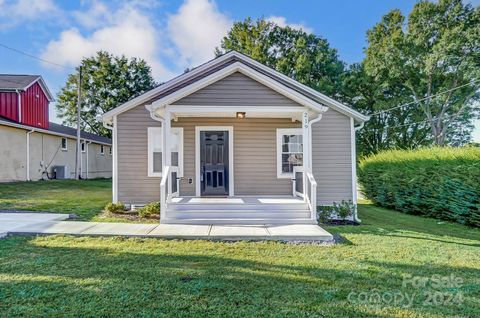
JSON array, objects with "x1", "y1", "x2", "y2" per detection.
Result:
[{"x1": 236, "y1": 112, "x2": 246, "y2": 119}]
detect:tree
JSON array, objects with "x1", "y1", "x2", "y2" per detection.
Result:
[
  {"x1": 342, "y1": 64, "x2": 435, "y2": 156},
  {"x1": 215, "y1": 17, "x2": 345, "y2": 97},
  {"x1": 56, "y1": 51, "x2": 157, "y2": 137},
  {"x1": 364, "y1": 0, "x2": 480, "y2": 146}
]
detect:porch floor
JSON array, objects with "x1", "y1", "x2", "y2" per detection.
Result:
[{"x1": 170, "y1": 196, "x2": 305, "y2": 205}]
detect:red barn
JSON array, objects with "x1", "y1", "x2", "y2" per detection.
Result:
[{"x1": 0, "y1": 75, "x2": 53, "y2": 129}]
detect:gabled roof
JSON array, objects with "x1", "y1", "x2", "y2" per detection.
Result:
[
  {"x1": 0, "y1": 74, "x2": 54, "y2": 101},
  {"x1": 102, "y1": 51, "x2": 369, "y2": 124}
]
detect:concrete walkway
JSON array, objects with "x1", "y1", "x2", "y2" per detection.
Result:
[{"x1": 0, "y1": 213, "x2": 333, "y2": 242}]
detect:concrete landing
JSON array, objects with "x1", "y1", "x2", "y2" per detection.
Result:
[{"x1": 0, "y1": 213, "x2": 333, "y2": 242}]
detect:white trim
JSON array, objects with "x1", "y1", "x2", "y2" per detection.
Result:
[
  {"x1": 170, "y1": 105, "x2": 308, "y2": 113},
  {"x1": 276, "y1": 128, "x2": 303, "y2": 179},
  {"x1": 171, "y1": 127, "x2": 184, "y2": 177},
  {"x1": 61, "y1": 137, "x2": 68, "y2": 151},
  {"x1": 350, "y1": 117, "x2": 359, "y2": 221},
  {"x1": 102, "y1": 51, "x2": 368, "y2": 124},
  {"x1": 23, "y1": 76, "x2": 54, "y2": 102},
  {"x1": 148, "y1": 127, "x2": 163, "y2": 177},
  {"x1": 195, "y1": 126, "x2": 234, "y2": 197},
  {"x1": 112, "y1": 116, "x2": 118, "y2": 202},
  {"x1": 150, "y1": 62, "x2": 328, "y2": 113},
  {"x1": 147, "y1": 126, "x2": 184, "y2": 178}
]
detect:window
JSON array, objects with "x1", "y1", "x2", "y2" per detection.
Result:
[
  {"x1": 276, "y1": 128, "x2": 303, "y2": 178},
  {"x1": 100, "y1": 145, "x2": 104, "y2": 155},
  {"x1": 61, "y1": 138, "x2": 67, "y2": 151},
  {"x1": 148, "y1": 127, "x2": 183, "y2": 177},
  {"x1": 81, "y1": 142, "x2": 85, "y2": 152},
  {"x1": 109, "y1": 146, "x2": 112, "y2": 155}
]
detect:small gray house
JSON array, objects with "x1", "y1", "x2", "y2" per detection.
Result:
[{"x1": 102, "y1": 51, "x2": 368, "y2": 224}]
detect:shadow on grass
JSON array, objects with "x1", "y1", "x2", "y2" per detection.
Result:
[
  {"x1": 327, "y1": 204, "x2": 480, "y2": 248},
  {"x1": 0, "y1": 236, "x2": 477, "y2": 317}
]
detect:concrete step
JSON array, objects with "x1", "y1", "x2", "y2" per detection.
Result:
[
  {"x1": 167, "y1": 210, "x2": 312, "y2": 219},
  {"x1": 161, "y1": 218, "x2": 317, "y2": 225},
  {"x1": 168, "y1": 203, "x2": 309, "y2": 211}
]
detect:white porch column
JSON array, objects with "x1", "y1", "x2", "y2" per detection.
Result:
[
  {"x1": 163, "y1": 108, "x2": 172, "y2": 168},
  {"x1": 302, "y1": 111, "x2": 310, "y2": 170}
]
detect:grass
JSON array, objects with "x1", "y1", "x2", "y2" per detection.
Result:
[
  {"x1": 0, "y1": 179, "x2": 111, "y2": 221},
  {"x1": 0, "y1": 203, "x2": 479, "y2": 317}
]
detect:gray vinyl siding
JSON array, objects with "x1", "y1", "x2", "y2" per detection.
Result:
[
  {"x1": 172, "y1": 72, "x2": 302, "y2": 107},
  {"x1": 311, "y1": 109, "x2": 353, "y2": 205},
  {"x1": 116, "y1": 105, "x2": 301, "y2": 204},
  {"x1": 117, "y1": 106, "x2": 161, "y2": 204},
  {"x1": 172, "y1": 117, "x2": 300, "y2": 196}
]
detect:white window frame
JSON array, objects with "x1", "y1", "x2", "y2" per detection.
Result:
[
  {"x1": 81, "y1": 141, "x2": 86, "y2": 153},
  {"x1": 100, "y1": 144, "x2": 105, "y2": 155},
  {"x1": 61, "y1": 138, "x2": 68, "y2": 151},
  {"x1": 148, "y1": 127, "x2": 184, "y2": 177},
  {"x1": 276, "y1": 128, "x2": 303, "y2": 179},
  {"x1": 109, "y1": 146, "x2": 112, "y2": 155}
]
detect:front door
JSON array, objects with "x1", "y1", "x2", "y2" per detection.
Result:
[{"x1": 200, "y1": 131, "x2": 229, "y2": 196}]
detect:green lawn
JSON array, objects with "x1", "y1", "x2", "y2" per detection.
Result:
[
  {"x1": 0, "y1": 179, "x2": 111, "y2": 221},
  {"x1": 0, "y1": 203, "x2": 479, "y2": 317}
]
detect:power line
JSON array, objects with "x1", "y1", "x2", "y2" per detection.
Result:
[
  {"x1": 371, "y1": 78, "x2": 480, "y2": 117},
  {"x1": 383, "y1": 105, "x2": 479, "y2": 131},
  {"x1": 0, "y1": 42, "x2": 73, "y2": 71}
]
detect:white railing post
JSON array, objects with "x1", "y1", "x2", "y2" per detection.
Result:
[{"x1": 160, "y1": 166, "x2": 170, "y2": 222}]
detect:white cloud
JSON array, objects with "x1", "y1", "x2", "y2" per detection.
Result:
[
  {"x1": 266, "y1": 16, "x2": 313, "y2": 33},
  {"x1": 167, "y1": 0, "x2": 232, "y2": 67},
  {"x1": 41, "y1": 3, "x2": 174, "y2": 80},
  {"x1": 0, "y1": 0, "x2": 60, "y2": 29},
  {"x1": 72, "y1": 1, "x2": 111, "y2": 29}
]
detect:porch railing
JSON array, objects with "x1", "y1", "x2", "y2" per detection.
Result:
[
  {"x1": 160, "y1": 166, "x2": 181, "y2": 221},
  {"x1": 292, "y1": 166, "x2": 317, "y2": 221},
  {"x1": 160, "y1": 166, "x2": 171, "y2": 220}
]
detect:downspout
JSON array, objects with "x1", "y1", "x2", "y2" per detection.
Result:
[
  {"x1": 86, "y1": 141, "x2": 91, "y2": 179},
  {"x1": 16, "y1": 89, "x2": 22, "y2": 123},
  {"x1": 352, "y1": 121, "x2": 365, "y2": 223},
  {"x1": 26, "y1": 129, "x2": 34, "y2": 181},
  {"x1": 308, "y1": 113, "x2": 323, "y2": 171}
]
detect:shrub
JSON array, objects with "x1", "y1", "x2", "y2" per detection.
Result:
[
  {"x1": 137, "y1": 201, "x2": 160, "y2": 218},
  {"x1": 318, "y1": 200, "x2": 356, "y2": 223},
  {"x1": 333, "y1": 200, "x2": 355, "y2": 220},
  {"x1": 317, "y1": 205, "x2": 334, "y2": 223},
  {"x1": 104, "y1": 202, "x2": 126, "y2": 213},
  {"x1": 358, "y1": 146, "x2": 480, "y2": 227}
]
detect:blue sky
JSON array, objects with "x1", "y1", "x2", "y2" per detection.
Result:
[{"x1": 0, "y1": 0, "x2": 479, "y2": 141}]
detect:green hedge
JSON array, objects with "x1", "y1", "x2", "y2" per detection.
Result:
[{"x1": 358, "y1": 147, "x2": 480, "y2": 227}]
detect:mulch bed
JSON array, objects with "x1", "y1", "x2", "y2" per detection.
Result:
[{"x1": 320, "y1": 220, "x2": 360, "y2": 226}]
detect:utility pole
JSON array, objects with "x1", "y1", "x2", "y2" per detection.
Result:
[{"x1": 75, "y1": 66, "x2": 82, "y2": 180}]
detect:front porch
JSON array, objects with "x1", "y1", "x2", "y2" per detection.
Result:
[{"x1": 152, "y1": 106, "x2": 322, "y2": 225}]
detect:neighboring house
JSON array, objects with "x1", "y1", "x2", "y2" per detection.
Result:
[
  {"x1": 102, "y1": 51, "x2": 369, "y2": 224},
  {"x1": 0, "y1": 74, "x2": 112, "y2": 182}
]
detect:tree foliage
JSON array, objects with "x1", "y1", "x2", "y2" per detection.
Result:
[
  {"x1": 56, "y1": 51, "x2": 156, "y2": 137},
  {"x1": 215, "y1": 17, "x2": 345, "y2": 97},
  {"x1": 363, "y1": 0, "x2": 480, "y2": 146}
]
